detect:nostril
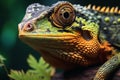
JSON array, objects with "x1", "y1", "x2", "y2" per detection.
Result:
[{"x1": 23, "y1": 23, "x2": 34, "y2": 32}]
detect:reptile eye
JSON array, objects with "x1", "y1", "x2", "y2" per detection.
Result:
[{"x1": 50, "y1": 2, "x2": 75, "y2": 28}]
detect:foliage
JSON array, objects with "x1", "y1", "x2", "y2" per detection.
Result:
[
  {"x1": 9, "y1": 54, "x2": 55, "y2": 80},
  {"x1": 0, "y1": 54, "x2": 6, "y2": 67}
]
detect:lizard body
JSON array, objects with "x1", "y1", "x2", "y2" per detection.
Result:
[{"x1": 18, "y1": 1, "x2": 120, "y2": 79}]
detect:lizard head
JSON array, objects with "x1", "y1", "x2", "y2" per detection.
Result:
[{"x1": 18, "y1": 1, "x2": 100, "y2": 69}]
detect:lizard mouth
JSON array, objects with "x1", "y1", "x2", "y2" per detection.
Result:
[
  {"x1": 19, "y1": 32, "x2": 78, "y2": 49},
  {"x1": 19, "y1": 30, "x2": 79, "y2": 54},
  {"x1": 19, "y1": 32, "x2": 77, "y2": 39}
]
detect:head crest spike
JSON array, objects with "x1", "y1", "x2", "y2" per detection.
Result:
[
  {"x1": 100, "y1": 6, "x2": 106, "y2": 12},
  {"x1": 110, "y1": 7, "x2": 115, "y2": 13},
  {"x1": 105, "y1": 7, "x2": 110, "y2": 13},
  {"x1": 92, "y1": 5, "x2": 96, "y2": 10},
  {"x1": 87, "y1": 4, "x2": 92, "y2": 9},
  {"x1": 86, "y1": 4, "x2": 120, "y2": 14},
  {"x1": 96, "y1": 6, "x2": 101, "y2": 11},
  {"x1": 114, "y1": 7, "x2": 118, "y2": 13},
  {"x1": 118, "y1": 10, "x2": 120, "y2": 14}
]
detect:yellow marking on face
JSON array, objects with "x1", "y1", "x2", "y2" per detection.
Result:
[
  {"x1": 72, "y1": 22, "x2": 80, "y2": 27},
  {"x1": 104, "y1": 17, "x2": 110, "y2": 22}
]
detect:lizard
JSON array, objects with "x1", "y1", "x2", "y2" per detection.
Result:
[{"x1": 18, "y1": 1, "x2": 120, "y2": 80}]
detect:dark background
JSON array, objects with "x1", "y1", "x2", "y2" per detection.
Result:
[{"x1": 0, "y1": 0, "x2": 120, "y2": 80}]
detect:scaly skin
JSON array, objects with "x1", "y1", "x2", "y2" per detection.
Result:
[
  {"x1": 18, "y1": 1, "x2": 120, "y2": 79},
  {"x1": 94, "y1": 53, "x2": 120, "y2": 80}
]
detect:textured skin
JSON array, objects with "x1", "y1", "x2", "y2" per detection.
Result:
[
  {"x1": 94, "y1": 53, "x2": 120, "y2": 80},
  {"x1": 18, "y1": 1, "x2": 120, "y2": 80}
]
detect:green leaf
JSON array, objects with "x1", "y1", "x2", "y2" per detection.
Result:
[
  {"x1": 9, "y1": 70, "x2": 41, "y2": 80},
  {"x1": 27, "y1": 54, "x2": 54, "y2": 79},
  {"x1": 0, "y1": 54, "x2": 6, "y2": 67},
  {"x1": 39, "y1": 57, "x2": 50, "y2": 69},
  {"x1": 9, "y1": 54, "x2": 55, "y2": 80},
  {"x1": 0, "y1": 54, "x2": 6, "y2": 61},
  {"x1": 27, "y1": 54, "x2": 39, "y2": 69}
]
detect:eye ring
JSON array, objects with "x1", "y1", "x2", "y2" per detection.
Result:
[{"x1": 50, "y1": 2, "x2": 75, "y2": 28}]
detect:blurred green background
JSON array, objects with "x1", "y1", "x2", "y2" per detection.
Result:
[{"x1": 0, "y1": 0, "x2": 119, "y2": 80}]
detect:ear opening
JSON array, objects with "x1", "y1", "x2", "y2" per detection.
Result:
[{"x1": 81, "y1": 30, "x2": 93, "y2": 41}]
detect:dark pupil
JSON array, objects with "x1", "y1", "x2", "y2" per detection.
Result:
[{"x1": 63, "y1": 12, "x2": 69, "y2": 19}]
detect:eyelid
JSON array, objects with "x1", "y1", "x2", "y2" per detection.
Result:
[{"x1": 49, "y1": 2, "x2": 76, "y2": 28}]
